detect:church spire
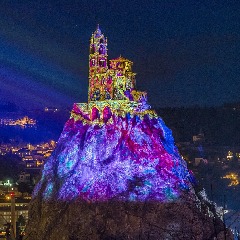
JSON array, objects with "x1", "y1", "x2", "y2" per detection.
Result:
[{"x1": 94, "y1": 24, "x2": 102, "y2": 38}]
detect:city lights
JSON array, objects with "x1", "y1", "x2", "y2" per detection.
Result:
[
  {"x1": 0, "y1": 116, "x2": 36, "y2": 128},
  {"x1": 223, "y1": 173, "x2": 239, "y2": 186}
]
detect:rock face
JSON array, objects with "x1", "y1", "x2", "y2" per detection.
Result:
[
  {"x1": 25, "y1": 109, "x2": 233, "y2": 240},
  {"x1": 33, "y1": 109, "x2": 193, "y2": 202}
]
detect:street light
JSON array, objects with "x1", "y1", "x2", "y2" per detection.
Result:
[{"x1": 10, "y1": 192, "x2": 16, "y2": 239}]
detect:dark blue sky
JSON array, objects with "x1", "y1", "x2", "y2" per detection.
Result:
[{"x1": 1, "y1": 0, "x2": 240, "y2": 109}]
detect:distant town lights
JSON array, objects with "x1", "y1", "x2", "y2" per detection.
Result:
[
  {"x1": 0, "y1": 116, "x2": 36, "y2": 127},
  {"x1": 0, "y1": 180, "x2": 12, "y2": 186},
  {"x1": 223, "y1": 173, "x2": 239, "y2": 186},
  {"x1": 227, "y1": 151, "x2": 233, "y2": 160}
]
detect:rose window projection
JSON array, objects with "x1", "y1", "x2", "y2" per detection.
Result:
[{"x1": 34, "y1": 26, "x2": 194, "y2": 202}]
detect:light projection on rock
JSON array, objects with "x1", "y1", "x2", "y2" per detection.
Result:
[{"x1": 34, "y1": 26, "x2": 194, "y2": 202}]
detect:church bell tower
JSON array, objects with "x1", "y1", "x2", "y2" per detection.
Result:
[{"x1": 88, "y1": 25, "x2": 111, "y2": 102}]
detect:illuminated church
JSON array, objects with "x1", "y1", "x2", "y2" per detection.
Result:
[
  {"x1": 69, "y1": 26, "x2": 155, "y2": 124},
  {"x1": 70, "y1": 25, "x2": 155, "y2": 125},
  {"x1": 88, "y1": 25, "x2": 146, "y2": 102}
]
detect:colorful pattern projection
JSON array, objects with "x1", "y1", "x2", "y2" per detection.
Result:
[{"x1": 33, "y1": 27, "x2": 194, "y2": 202}]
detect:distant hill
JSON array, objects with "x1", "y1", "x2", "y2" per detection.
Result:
[{"x1": 156, "y1": 107, "x2": 240, "y2": 146}]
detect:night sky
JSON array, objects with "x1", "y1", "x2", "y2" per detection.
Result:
[{"x1": 1, "y1": 0, "x2": 240, "y2": 109}]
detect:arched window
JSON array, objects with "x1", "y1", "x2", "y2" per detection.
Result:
[
  {"x1": 103, "y1": 106, "x2": 112, "y2": 122},
  {"x1": 91, "y1": 59, "x2": 96, "y2": 67},
  {"x1": 90, "y1": 45, "x2": 95, "y2": 54},
  {"x1": 99, "y1": 59, "x2": 105, "y2": 67},
  {"x1": 91, "y1": 88, "x2": 100, "y2": 101},
  {"x1": 105, "y1": 89, "x2": 111, "y2": 100},
  {"x1": 99, "y1": 45, "x2": 105, "y2": 54},
  {"x1": 92, "y1": 107, "x2": 100, "y2": 120}
]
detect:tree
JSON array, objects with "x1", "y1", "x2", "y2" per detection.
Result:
[
  {"x1": 17, "y1": 214, "x2": 26, "y2": 227},
  {"x1": 17, "y1": 182, "x2": 33, "y2": 196}
]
